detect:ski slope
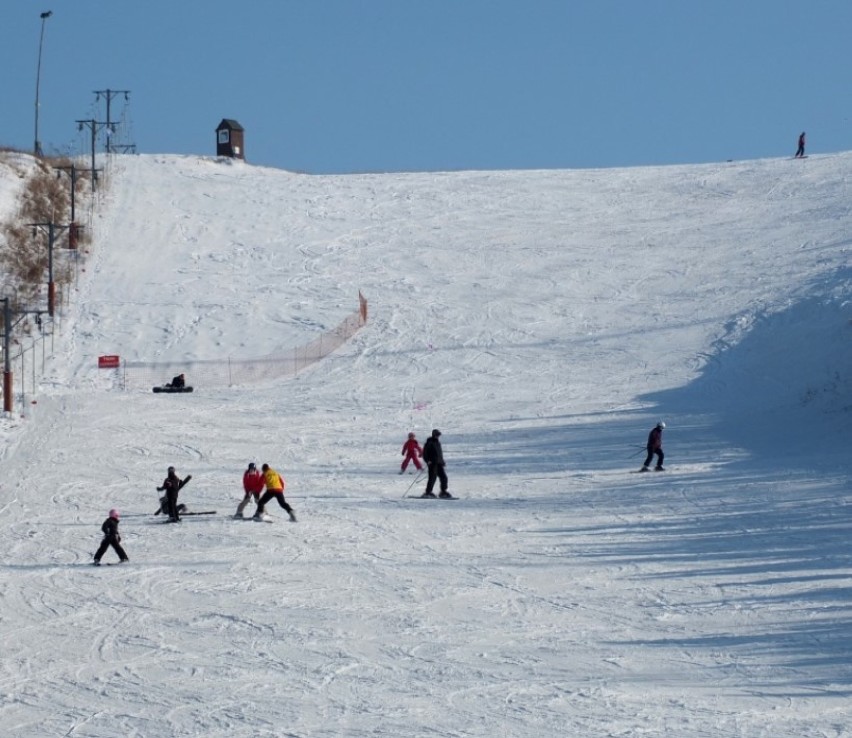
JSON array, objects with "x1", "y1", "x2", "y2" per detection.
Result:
[{"x1": 1, "y1": 151, "x2": 851, "y2": 737}]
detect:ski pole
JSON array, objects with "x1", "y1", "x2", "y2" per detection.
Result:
[
  {"x1": 403, "y1": 469, "x2": 426, "y2": 497},
  {"x1": 628, "y1": 446, "x2": 646, "y2": 459}
]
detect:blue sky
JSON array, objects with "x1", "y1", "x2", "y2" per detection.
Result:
[{"x1": 4, "y1": 0, "x2": 852, "y2": 173}]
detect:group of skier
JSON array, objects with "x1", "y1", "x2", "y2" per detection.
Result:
[
  {"x1": 237, "y1": 462, "x2": 297, "y2": 522},
  {"x1": 93, "y1": 129, "x2": 818, "y2": 566},
  {"x1": 94, "y1": 421, "x2": 666, "y2": 563},
  {"x1": 92, "y1": 460, "x2": 297, "y2": 564}
]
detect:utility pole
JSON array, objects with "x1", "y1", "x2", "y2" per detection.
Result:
[
  {"x1": 75, "y1": 119, "x2": 109, "y2": 191},
  {"x1": 33, "y1": 10, "x2": 53, "y2": 157},
  {"x1": 2, "y1": 297, "x2": 11, "y2": 413},
  {"x1": 2, "y1": 295, "x2": 48, "y2": 414},
  {"x1": 55, "y1": 163, "x2": 79, "y2": 222},
  {"x1": 29, "y1": 221, "x2": 71, "y2": 317},
  {"x1": 94, "y1": 89, "x2": 130, "y2": 154},
  {"x1": 55, "y1": 164, "x2": 85, "y2": 248}
]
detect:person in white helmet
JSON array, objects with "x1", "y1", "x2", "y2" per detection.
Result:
[
  {"x1": 640, "y1": 421, "x2": 666, "y2": 471},
  {"x1": 93, "y1": 508, "x2": 129, "y2": 565}
]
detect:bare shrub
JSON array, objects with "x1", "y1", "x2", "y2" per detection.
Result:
[{"x1": 1, "y1": 156, "x2": 73, "y2": 306}]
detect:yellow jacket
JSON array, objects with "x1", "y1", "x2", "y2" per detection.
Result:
[{"x1": 263, "y1": 467, "x2": 285, "y2": 492}]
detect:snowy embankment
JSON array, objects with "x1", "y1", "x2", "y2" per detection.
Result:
[{"x1": 0, "y1": 152, "x2": 850, "y2": 736}]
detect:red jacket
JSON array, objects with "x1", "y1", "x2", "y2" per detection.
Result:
[
  {"x1": 402, "y1": 438, "x2": 422, "y2": 457},
  {"x1": 243, "y1": 469, "x2": 265, "y2": 494}
]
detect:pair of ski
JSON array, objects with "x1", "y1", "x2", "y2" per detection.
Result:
[{"x1": 160, "y1": 511, "x2": 218, "y2": 522}]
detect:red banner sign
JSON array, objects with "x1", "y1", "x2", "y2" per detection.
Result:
[{"x1": 98, "y1": 355, "x2": 120, "y2": 369}]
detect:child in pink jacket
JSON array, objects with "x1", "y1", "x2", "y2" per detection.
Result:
[{"x1": 400, "y1": 432, "x2": 423, "y2": 474}]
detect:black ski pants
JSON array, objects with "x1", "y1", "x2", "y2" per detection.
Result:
[
  {"x1": 643, "y1": 448, "x2": 664, "y2": 468},
  {"x1": 425, "y1": 462, "x2": 448, "y2": 494},
  {"x1": 94, "y1": 536, "x2": 128, "y2": 563},
  {"x1": 166, "y1": 487, "x2": 181, "y2": 520},
  {"x1": 255, "y1": 491, "x2": 295, "y2": 518}
]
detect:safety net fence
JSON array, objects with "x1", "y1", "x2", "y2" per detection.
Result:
[{"x1": 121, "y1": 292, "x2": 367, "y2": 391}]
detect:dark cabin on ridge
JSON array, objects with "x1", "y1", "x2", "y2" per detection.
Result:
[{"x1": 216, "y1": 119, "x2": 245, "y2": 159}]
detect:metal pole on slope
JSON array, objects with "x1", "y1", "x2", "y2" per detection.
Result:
[
  {"x1": 33, "y1": 10, "x2": 53, "y2": 157},
  {"x1": 2, "y1": 298, "x2": 12, "y2": 413}
]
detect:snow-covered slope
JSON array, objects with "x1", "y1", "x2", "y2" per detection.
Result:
[{"x1": 0, "y1": 152, "x2": 850, "y2": 736}]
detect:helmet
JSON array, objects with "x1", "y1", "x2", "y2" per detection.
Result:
[
  {"x1": 168, "y1": 466, "x2": 175, "y2": 473},
  {"x1": 109, "y1": 508, "x2": 120, "y2": 519},
  {"x1": 432, "y1": 429, "x2": 441, "y2": 437},
  {"x1": 657, "y1": 421, "x2": 666, "y2": 430},
  {"x1": 408, "y1": 432, "x2": 415, "y2": 439},
  {"x1": 248, "y1": 462, "x2": 256, "y2": 470},
  {"x1": 261, "y1": 463, "x2": 269, "y2": 472}
]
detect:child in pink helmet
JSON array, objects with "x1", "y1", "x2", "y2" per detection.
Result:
[{"x1": 93, "y1": 509, "x2": 129, "y2": 565}]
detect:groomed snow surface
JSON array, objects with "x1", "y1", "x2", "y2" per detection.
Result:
[{"x1": 1, "y1": 152, "x2": 851, "y2": 737}]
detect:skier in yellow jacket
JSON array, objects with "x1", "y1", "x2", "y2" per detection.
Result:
[{"x1": 253, "y1": 463, "x2": 297, "y2": 522}]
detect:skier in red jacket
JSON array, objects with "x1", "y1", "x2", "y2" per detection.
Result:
[
  {"x1": 400, "y1": 432, "x2": 423, "y2": 474},
  {"x1": 235, "y1": 462, "x2": 265, "y2": 518}
]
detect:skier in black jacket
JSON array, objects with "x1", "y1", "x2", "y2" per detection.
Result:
[
  {"x1": 421, "y1": 429, "x2": 451, "y2": 498},
  {"x1": 640, "y1": 421, "x2": 665, "y2": 471},
  {"x1": 168, "y1": 373, "x2": 186, "y2": 388},
  {"x1": 157, "y1": 466, "x2": 192, "y2": 522},
  {"x1": 93, "y1": 509, "x2": 129, "y2": 565}
]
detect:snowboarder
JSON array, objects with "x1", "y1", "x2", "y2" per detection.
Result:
[
  {"x1": 156, "y1": 466, "x2": 191, "y2": 522},
  {"x1": 795, "y1": 132, "x2": 806, "y2": 158},
  {"x1": 422, "y1": 429, "x2": 451, "y2": 498},
  {"x1": 167, "y1": 373, "x2": 186, "y2": 389},
  {"x1": 640, "y1": 421, "x2": 666, "y2": 472},
  {"x1": 253, "y1": 463, "x2": 297, "y2": 522},
  {"x1": 236, "y1": 462, "x2": 265, "y2": 518},
  {"x1": 93, "y1": 509, "x2": 129, "y2": 565},
  {"x1": 400, "y1": 432, "x2": 423, "y2": 474}
]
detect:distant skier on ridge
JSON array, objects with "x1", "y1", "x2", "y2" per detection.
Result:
[{"x1": 795, "y1": 132, "x2": 806, "y2": 158}]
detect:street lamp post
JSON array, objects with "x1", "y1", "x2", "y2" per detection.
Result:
[{"x1": 34, "y1": 10, "x2": 53, "y2": 157}]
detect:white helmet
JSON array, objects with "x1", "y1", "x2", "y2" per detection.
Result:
[{"x1": 657, "y1": 421, "x2": 666, "y2": 429}]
